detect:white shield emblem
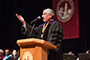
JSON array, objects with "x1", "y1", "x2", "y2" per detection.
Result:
[{"x1": 56, "y1": 0, "x2": 74, "y2": 22}]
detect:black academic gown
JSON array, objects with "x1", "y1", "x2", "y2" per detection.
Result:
[{"x1": 21, "y1": 20, "x2": 63, "y2": 60}]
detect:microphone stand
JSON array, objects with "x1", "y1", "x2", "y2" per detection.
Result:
[
  {"x1": 29, "y1": 21, "x2": 36, "y2": 37},
  {"x1": 29, "y1": 16, "x2": 41, "y2": 37}
]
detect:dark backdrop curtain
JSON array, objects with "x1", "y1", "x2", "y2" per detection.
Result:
[{"x1": 0, "y1": 0, "x2": 52, "y2": 50}]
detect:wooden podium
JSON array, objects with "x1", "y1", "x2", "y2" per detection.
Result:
[{"x1": 17, "y1": 38, "x2": 57, "y2": 60}]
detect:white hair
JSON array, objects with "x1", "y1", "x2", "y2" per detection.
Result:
[
  {"x1": 0, "y1": 49, "x2": 4, "y2": 53},
  {"x1": 43, "y1": 8, "x2": 54, "y2": 18}
]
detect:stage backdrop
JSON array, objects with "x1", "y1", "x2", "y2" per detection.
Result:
[{"x1": 53, "y1": 0, "x2": 79, "y2": 39}]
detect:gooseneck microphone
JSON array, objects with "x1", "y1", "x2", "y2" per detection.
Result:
[
  {"x1": 30, "y1": 16, "x2": 41, "y2": 24},
  {"x1": 29, "y1": 16, "x2": 41, "y2": 37}
]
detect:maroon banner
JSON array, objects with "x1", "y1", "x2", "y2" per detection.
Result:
[{"x1": 53, "y1": 0, "x2": 79, "y2": 39}]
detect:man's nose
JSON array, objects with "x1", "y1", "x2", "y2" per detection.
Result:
[{"x1": 42, "y1": 15, "x2": 44, "y2": 18}]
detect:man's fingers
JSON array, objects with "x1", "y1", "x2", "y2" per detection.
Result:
[
  {"x1": 16, "y1": 13, "x2": 21, "y2": 18},
  {"x1": 15, "y1": 13, "x2": 19, "y2": 16},
  {"x1": 15, "y1": 14, "x2": 19, "y2": 18},
  {"x1": 16, "y1": 14, "x2": 21, "y2": 19},
  {"x1": 15, "y1": 13, "x2": 25, "y2": 24}
]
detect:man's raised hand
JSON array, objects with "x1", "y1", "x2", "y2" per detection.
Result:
[{"x1": 15, "y1": 13, "x2": 26, "y2": 24}]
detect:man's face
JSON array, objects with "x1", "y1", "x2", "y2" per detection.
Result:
[
  {"x1": 12, "y1": 50, "x2": 17, "y2": 56},
  {"x1": 5, "y1": 50, "x2": 9, "y2": 56},
  {"x1": 42, "y1": 11, "x2": 52, "y2": 22},
  {"x1": 0, "y1": 52, "x2": 3, "y2": 56}
]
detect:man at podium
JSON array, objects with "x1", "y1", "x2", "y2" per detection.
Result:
[{"x1": 16, "y1": 8, "x2": 63, "y2": 60}]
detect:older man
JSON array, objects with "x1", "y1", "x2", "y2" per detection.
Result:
[
  {"x1": 0, "y1": 49, "x2": 4, "y2": 60},
  {"x1": 3, "y1": 49, "x2": 12, "y2": 60},
  {"x1": 16, "y1": 8, "x2": 63, "y2": 60}
]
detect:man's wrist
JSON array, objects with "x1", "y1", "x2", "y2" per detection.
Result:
[
  {"x1": 23, "y1": 23, "x2": 26, "y2": 28},
  {"x1": 22, "y1": 21, "x2": 26, "y2": 25}
]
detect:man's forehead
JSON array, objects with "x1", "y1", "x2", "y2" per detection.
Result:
[{"x1": 43, "y1": 10, "x2": 48, "y2": 14}]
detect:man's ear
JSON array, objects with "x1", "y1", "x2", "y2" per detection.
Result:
[{"x1": 49, "y1": 14, "x2": 52, "y2": 18}]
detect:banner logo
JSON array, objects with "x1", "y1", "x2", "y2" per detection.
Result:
[
  {"x1": 22, "y1": 51, "x2": 33, "y2": 60},
  {"x1": 56, "y1": 0, "x2": 74, "y2": 22}
]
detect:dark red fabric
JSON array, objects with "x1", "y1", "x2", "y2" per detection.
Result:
[{"x1": 53, "y1": 0, "x2": 79, "y2": 39}]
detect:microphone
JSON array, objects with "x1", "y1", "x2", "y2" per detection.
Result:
[{"x1": 30, "y1": 16, "x2": 41, "y2": 24}]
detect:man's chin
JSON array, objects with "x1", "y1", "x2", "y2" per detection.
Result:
[{"x1": 43, "y1": 20, "x2": 47, "y2": 22}]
